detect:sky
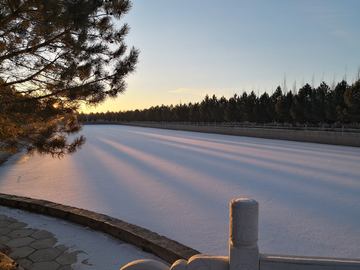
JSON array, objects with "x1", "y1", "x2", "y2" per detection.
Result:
[{"x1": 85, "y1": 0, "x2": 360, "y2": 113}]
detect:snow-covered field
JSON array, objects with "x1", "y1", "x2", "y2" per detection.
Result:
[{"x1": 0, "y1": 125, "x2": 359, "y2": 259}]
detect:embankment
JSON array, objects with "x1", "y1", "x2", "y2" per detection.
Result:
[
  {"x1": 0, "y1": 152, "x2": 11, "y2": 166},
  {"x1": 85, "y1": 122, "x2": 360, "y2": 147}
]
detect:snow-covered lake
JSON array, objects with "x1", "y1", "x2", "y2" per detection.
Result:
[{"x1": 0, "y1": 125, "x2": 359, "y2": 259}]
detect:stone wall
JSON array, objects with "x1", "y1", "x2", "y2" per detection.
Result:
[{"x1": 0, "y1": 193, "x2": 200, "y2": 264}]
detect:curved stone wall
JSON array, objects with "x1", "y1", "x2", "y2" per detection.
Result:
[{"x1": 0, "y1": 193, "x2": 200, "y2": 264}]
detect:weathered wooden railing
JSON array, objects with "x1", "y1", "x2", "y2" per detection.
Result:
[{"x1": 121, "y1": 198, "x2": 360, "y2": 270}]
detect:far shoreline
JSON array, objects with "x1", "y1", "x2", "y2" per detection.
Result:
[{"x1": 82, "y1": 121, "x2": 360, "y2": 148}]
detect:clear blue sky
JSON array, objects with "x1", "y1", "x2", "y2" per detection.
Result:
[{"x1": 86, "y1": 0, "x2": 360, "y2": 113}]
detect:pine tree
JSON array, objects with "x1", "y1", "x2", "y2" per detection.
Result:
[
  {"x1": 243, "y1": 91, "x2": 257, "y2": 122},
  {"x1": 344, "y1": 79, "x2": 360, "y2": 123},
  {"x1": 290, "y1": 84, "x2": 313, "y2": 124},
  {"x1": 256, "y1": 92, "x2": 271, "y2": 124},
  {"x1": 312, "y1": 82, "x2": 329, "y2": 124},
  {"x1": 0, "y1": 0, "x2": 139, "y2": 157},
  {"x1": 200, "y1": 95, "x2": 212, "y2": 122},
  {"x1": 225, "y1": 94, "x2": 237, "y2": 122},
  {"x1": 189, "y1": 102, "x2": 201, "y2": 122},
  {"x1": 211, "y1": 95, "x2": 226, "y2": 123},
  {"x1": 275, "y1": 90, "x2": 293, "y2": 123},
  {"x1": 330, "y1": 80, "x2": 349, "y2": 124},
  {"x1": 268, "y1": 86, "x2": 283, "y2": 122}
]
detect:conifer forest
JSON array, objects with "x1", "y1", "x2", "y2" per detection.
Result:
[{"x1": 79, "y1": 78, "x2": 360, "y2": 130}]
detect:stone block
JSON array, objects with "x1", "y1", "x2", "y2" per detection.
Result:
[
  {"x1": 1, "y1": 200, "x2": 19, "y2": 208},
  {"x1": 30, "y1": 237, "x2": 57, "y2": 250},
  {"x1": 45, "y1": 205, "x2": 69, "y2": 220},
  {"x1": 0, "y1": 221, "x2": 11, "y2": 228},
  {"x1": 169, "y1": 259, "x2": 187, "y2": 270},
  {"x1": 187, "y1": 254, "x2": 229, "y2": 270},
  {"x1": 16, "y1": 258, "x2": 33, "y2": 269},
  {"x1": 5, "y1": 218, "x2": 17, "y2": 223},
  {"x1": 7, "y1": 223, "x2": 27, "y2": 230},
  {"x1": 55, "y1": 250, "x2": 83, "y2": 266},
  {"x1": 9, "y1": 246, "x2": 35, "y2": 259},
  {"x1": 30, "y1": 230, "x2": 54, "y2": 240},
  {"x1": 26, "y1": 201, "x2": 48, "y2": 215},
  {"x1": 259, "y1": 253, "x2": 360, "y2": 270},
  {"x1": 27, "y1": 260, "x2": 61, "y2": 270},
  {"x1": 0, "y1": 235, "x2": 10, "y2": 243},
  {"x1": 7, "y1": 229, "x2": 35, "y2": 239},
  {"x1": 120, "y1": 259, "x2": 170, "y2": 270},
  {"x1": 66, "y1": 211, "x2": 103, "y2": 230},
  {"x1": 0, "y1": 228, "x2": 12, "y2": 236},
  {"x1": 230, "y1": 246, "x2": 259, "y2": 270},
  {"x1": 4, "y1": 237, "x2": 35, "y2": 248},
  {"x1": 103, "y1": 221, "x2": 131, "y2": 242},
  {"x1": 28, "y1": 247, "x2": 62, "y2": 262},
  {"x1": 0, "y1": 196, "x2": 19, "y2": 208}
]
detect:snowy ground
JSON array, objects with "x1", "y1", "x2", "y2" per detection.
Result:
[{"x1": 0, "y1": 125, "x2": 359, "y2": 259}]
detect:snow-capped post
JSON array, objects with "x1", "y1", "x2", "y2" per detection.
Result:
[
  {"x1": 120, "y1": 198, "x2": 260, "y2": 270},
  {"x1": 229, "y1": 198, "x2": 259, "y2": 270}
]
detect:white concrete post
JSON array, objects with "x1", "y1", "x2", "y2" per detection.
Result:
[{"x1": 229, "y1": 198, "x2": 259, "y2": 270}]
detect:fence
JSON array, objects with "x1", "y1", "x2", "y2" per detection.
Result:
[
  {"x1": 121, "y1": 198, "x2": 360, "y2": 270},
  {"x1": 83, "y1": 120, "x2": 360, "y2": 133},
  {"x1": 1, "y1": 194, "x2": 359, "y2": 270}
]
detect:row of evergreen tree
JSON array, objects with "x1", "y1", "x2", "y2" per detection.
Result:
[{"x1": 78, "y1": 78, "x2": 360, "y2": 125}]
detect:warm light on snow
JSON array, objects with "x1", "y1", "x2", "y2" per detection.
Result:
[{"x1": 0, "y1": 125, "x2": 359, "y2": 259}]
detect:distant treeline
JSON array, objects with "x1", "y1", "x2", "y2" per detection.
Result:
[{"x1": 78, "y1": 78, "x2": 360, "y2": 125}]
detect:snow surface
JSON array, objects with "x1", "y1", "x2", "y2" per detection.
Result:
[{"x1": 0, "y1": 125, "x2": 359, "y2": 259}]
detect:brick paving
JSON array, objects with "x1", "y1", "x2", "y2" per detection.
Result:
[{"x1": 0, "y1": 214, "x2": 83, "y2": 270}]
